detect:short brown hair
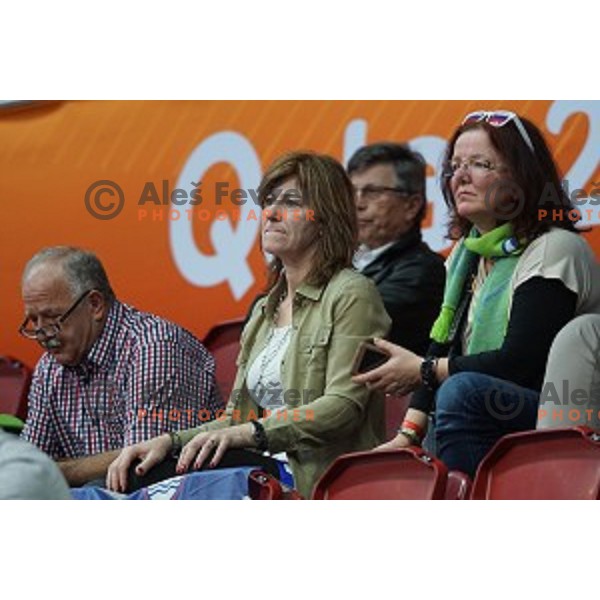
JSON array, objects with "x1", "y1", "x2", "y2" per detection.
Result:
[{"x1": 258, "y1": 151, "x2": 358, "y2": 289}]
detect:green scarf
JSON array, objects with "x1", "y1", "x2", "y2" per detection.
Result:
[{"x1": 430, "y1": 223, "x2": 524, "y2": 354}]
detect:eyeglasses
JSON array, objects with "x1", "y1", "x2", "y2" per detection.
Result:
[
  {"x1": 19, "y1": 290, "x2": 92, "y2": 340},
  {"x1": 443, "y1": 157, "x2": 504, "y2": 178},
  {"x1": 462, "y1": 110, "x2": 535, "y2": 153},
  {"x1": 354, "y1": 184, "x2": 411, "y2": 202}
]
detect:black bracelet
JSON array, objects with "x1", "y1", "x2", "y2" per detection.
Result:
[
  {"x1": 420, "y1": 356, "x2": 439, "y2": 392},
  {"x1": 250, "y1": 419, "x2": 269, "y2": 452}
]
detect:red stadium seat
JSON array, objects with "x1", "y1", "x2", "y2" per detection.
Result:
[
  {"x1": 312, "y1": 447, "x2": 448, "y2": 500},
  {"x1": 444, "y1": 471, "x2": 471, "y2": 500},
  {"x1": 247, "y1": 470, "x2": 303, "y2": 500},
  {"x1": 0, "y1": 356, "x2": 31, "y2": 421},
  {"x1": 250, "y1": 464, "x2": 472, "y2": 501},
  {"x1": 203, "y1": 319, "x2": 244, "y2": 403},
  {"x1": 248, "y1": 470, "x2": 283, "y2": 499},
  {"x1": 471, "y1": 427, "x2": 600, "y2": 499}
]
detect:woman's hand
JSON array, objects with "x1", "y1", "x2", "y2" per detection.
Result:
[
  {"x1": 176, "y1": 423, "x2": 255, "y2": 474},
  {"x1": 373, "y1": 432, "x2": 412, "y2": 452},
  {"x1": 106, "y1": 433, "x2": 172, "y2": 493},
  {"x1": 352, "y1": 338, "x2": 422, "y2": 395}
]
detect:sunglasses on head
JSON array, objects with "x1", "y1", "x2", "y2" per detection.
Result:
[{"x1": 462, "y1": 110, "x2": 535, "y2": 154}]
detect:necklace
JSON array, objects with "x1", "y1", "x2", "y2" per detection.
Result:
[{"x1": 251, "y1": 287, "x2": 293, "y2": 407}]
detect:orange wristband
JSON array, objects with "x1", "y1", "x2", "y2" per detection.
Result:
[{"x1": 401, "y1": 419, "x2": 425, "y2": 440}]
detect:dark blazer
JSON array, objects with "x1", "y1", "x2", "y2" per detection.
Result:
[{"x1": 360, "y1": 229, "x2": 445, "y2": 355}]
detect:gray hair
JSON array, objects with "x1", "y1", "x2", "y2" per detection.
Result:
[{"x1": 23, "y1": 246, "x2": 116, "y2": 303}]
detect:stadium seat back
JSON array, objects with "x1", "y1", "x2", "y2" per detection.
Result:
[
  {"x1": 312, "y1": 448, "x2": 448, "y2": 500},
  {"x1": 248, "y1": 470, "x2": 304, "y2": 500},
  {"x1": 248, "y1": 470, "x2": 283, "y2": 500},
  {"x1": 471, "y1": 427, "x2": 600, "y2": 499},
  {"x1": 0, "y1": 356, "x2": 31, "y2": 420},
  {"x1": 203, "y1": 319, "x2": 244, "y2": 403},
  {"x1": 445, "y1": 471, "x2": 472, "y2": 500}
]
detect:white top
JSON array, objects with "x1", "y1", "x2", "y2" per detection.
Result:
[
  {"x1": 509, "y1": 228, "x2": 600, "y2": 314},
  {"x1": 246, "y1": 325, "x2": 293, "y2": 464},
  {"x1": 462, "y1": 257, "x2": 489, "y2": 351},
  {"x1": 353, "y1": 242, "x2": 395, "y2": 271},
  {"x1": 246, "y1": 325, "x2": 293, "y2": 411}
]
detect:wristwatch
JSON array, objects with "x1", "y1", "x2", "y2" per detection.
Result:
[
  {"x1": 250, "y1": 419, "x2": 269, "y2": 452},
  {"x1": 168, "y1": 431, "x2": 183, "y2": 458},
  {"x1": 420, "y1": 356, "x2": 439, "y2": 392}
]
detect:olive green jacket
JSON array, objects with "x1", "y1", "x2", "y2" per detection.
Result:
[{"x1": 179, "y1": 268, "x2": 391, "y2": 497}]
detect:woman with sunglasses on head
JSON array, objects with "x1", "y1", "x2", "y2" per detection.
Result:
[
  {"x1": 107, "y1": 151, "x2": 390, "y2": 497},
  {"x1": 353, "y1": 110, "x2": 600, "y2": 478}
]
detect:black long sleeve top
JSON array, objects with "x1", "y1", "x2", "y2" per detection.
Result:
[{"x1": 410, "y1": 276, "x2": 578, "y2": 414}]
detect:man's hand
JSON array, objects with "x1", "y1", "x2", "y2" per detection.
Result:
[{"x1": 58, "y1": 450, "x2": 121, "y2": 487}]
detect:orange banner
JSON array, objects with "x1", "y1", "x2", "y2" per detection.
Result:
[{"x1": 1, "y1": 100, "x2": 599, "y2": 368}]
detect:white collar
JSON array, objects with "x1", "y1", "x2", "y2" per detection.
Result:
[{"x1": 353, "y1": 241, "x2": 395, "y2": 271}]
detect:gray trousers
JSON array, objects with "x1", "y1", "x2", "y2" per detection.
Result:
[{"x1": 537, "y1": 314, "x2": 600, "y2": 430}]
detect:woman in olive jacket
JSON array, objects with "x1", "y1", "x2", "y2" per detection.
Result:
[{"x1": 107, "y1": 151, "x2": 390, "y2": 497}]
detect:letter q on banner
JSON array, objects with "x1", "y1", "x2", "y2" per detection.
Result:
[
  {"x1": 410, "y1": 135, "x2": 451, "y2": 254},
  {"x1": 169, "y1": 131, "x2": 262, "y2": 300}
]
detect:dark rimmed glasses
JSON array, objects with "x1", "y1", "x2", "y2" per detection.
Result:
[
  {"x1": 462, "y1": 110, "x2": 535, "y2": 153},
  {"x1": 19, "y1": 290, "x2": 93, "y2": 340},
  {"x1": 354, "y1": 184, "x2": 412, "y2": 202}
]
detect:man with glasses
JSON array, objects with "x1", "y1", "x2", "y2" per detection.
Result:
[
  {"x1": 19, "y1": 247, "x2": 220, "y2": 486},
  {"x1": 348, "y1": 143, "x2": 445, "y2": 354}
]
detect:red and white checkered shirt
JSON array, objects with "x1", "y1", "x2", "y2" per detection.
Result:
[{"x1": 22, "y1": 301, "x2": 220, "y2": 459}]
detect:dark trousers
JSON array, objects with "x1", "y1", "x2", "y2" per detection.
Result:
[{"x1": 435, "y1": 372, "x2": 539, "y2": 477}]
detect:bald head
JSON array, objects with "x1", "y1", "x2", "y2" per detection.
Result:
[
  {"x1": 21, "y1": 247, "x2": 113, "y2": 366},
  {"x1": 22, "y1": 247, "x2": 115, "y2": 302}
]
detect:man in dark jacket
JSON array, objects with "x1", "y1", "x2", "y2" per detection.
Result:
[{"x1": 348, "y1": 143, "x2": 445, "y2": 355}]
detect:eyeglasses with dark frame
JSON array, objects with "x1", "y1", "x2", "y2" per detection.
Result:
[
  {"x1": 354, "y1": 184, "x2": 412, "y2": 202},
  {"x1": 19, "y1": 290, "x2": 93, "y2": 340}
]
